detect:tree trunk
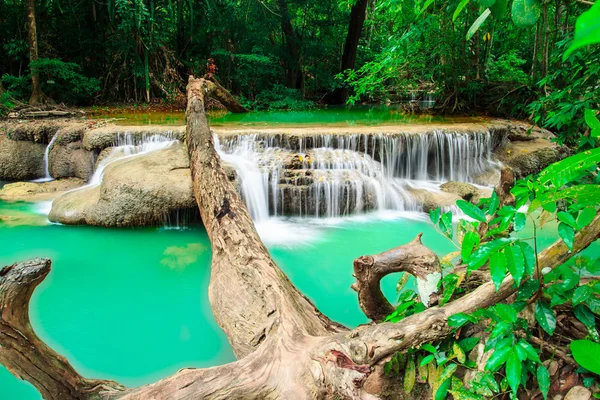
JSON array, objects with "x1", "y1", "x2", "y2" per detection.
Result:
[
  {"x1": 331, "y1": 0, "x2": 369, "y2": 104},
  {"x1": 26, "y1": 0, "x2": 44, "y2": 106},
  {"x1": 2, "y1": 77, "x2": 600, "y2": 399},
  {"x1": 277, "y1": 0, "x2": 303, "y2": 89}
]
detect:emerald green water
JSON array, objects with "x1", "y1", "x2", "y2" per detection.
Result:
[
  {"x1": 92, "y1": 106, "x2": 486, "y2": 127},
  {"x1": 2, "y1": 201, "x2": 598, "y2": 399}
]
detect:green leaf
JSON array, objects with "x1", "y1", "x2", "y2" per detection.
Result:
[
  {"x1": 448, "y1": 313, "x2": 474, "y2": 328},
  {"x1": 518, "y1": 242, "x2": 536, "y2": 276},
  {"x1": 558, "y1": 212, "x2": 578, "y2": 229},
  {"x1": 420, "y1": 354, "x2": 435, "y2": 366},
  {"x1": 517, "y1": 279, "x2": 540, "y2": 301},
  {"x1": 418, "y1": 0, "x2": 436, "y2": 15},
  {"x1": 511, "y1": 0, "x2": 541, "y2": 27},
  {"x1": 585, "y1": 109, "x2": 600, "y2": 130},
  {"x1": 538, "y1": 148, "x2": 600, "y2": 188},
  {"x1": 457, "y1": 200, "x2": 486, "y2": 222},
  {"x1": 479, "y1": 0, "x2": 496, "y2": 7},
  {"x1": 577, "y1": 207, "x2": 597, "y2": 230},
  {"x1": 506, "y1": 245, "x2": 525, "y2": 286},
  {"x1": 435, "y1": 375, "x2": 452, "y2": 400},
  {"x1": 421, "y1": 343, "x2": 437, "y2": 353},
  {"x1": 453, "y1": 0, "x2": 471, "y2": 21},
  {"x1": 449, "y1": 389, "x2": 485, "y2": 400},
  {"x1": 439, "y1": 363, "x2": 458, "y2": 383},
  {"x1": 485, "y1": 346, "x2": 511, "y2": 371},
  {"x1": 488, "y1": 192, "x2": 500, "y2": 215},
  {"x1": 557, "y1": 211, "x2": 576, "y2": 228},
  {"x1": 571, "y1": 340, "x2": 600, "y2": 375},
  {"x1": 573, "y1": 286, "x2": 593, "y2": 306},
  {"x1": 495, "y1": 303, "x2": 517, "y2": 323},
  {"x1": 490, "y1": 0, "x2": 507, "y2": 19},
  {"x1": 468, "y1": 238, "x2": 516, "y2": 271},
  {"x1": 574, "y1": 304, "x2": 596, "y2": 328},
  {"x1": 404, "y1": 356, "x2": 416, "y2": 393},
  {"x1": 461, "y1": 231, "x2": 480, "y2": 262},
  {"x1": 517, "y1": 339, "x2": 541, "y2": 363},
  {"x1": 453, "y1": 342, "x2": 466, "y2": 363},
  {"x1": 535, "y1": 301, "x2": 556, "y2": 335},
  {"x1": 558, "y1": 222, "x2": 575, "y2": 251},
  {"x1": 537, "y1": 185, "x2": 600, "y2": 209},
  {"x1": 440, "y1": 211, "x2": 453, "y2": 239},
  {"x1": 513, "y1": 212, "x2": 526, "y2": 231},
  {"x1": 489, "y1": 250, "x2": 507, "y2": 290},
  {"x1": 430, "y1": 208, "x2": 441, "y2": 224},
  {"x1": 537, "y1": 365, "x2": 550, "y2": 400},
  {"x1": 466, "y1": 9, "x2": 492, "y2": 41},
  {"x1": 458, "y1": 337, "x2": 480, "y2": 352},
  {"x1": 563, "y1": 2, "x2": 600, "y2": 60},
  {"x1": 506, "y1": 351, "x2": 521, "y2": 395}
]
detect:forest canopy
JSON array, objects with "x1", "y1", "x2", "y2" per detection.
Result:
[{"x1": 0, "y1": 0, "x2": 598, "y2": 145}]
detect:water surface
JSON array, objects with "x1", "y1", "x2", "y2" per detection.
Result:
[{"x1": 91, "y1": 106, "x2": 488, "y2": 127}]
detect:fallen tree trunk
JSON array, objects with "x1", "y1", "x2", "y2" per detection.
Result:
[{"x1": 2, "y1": 76, "x2": 599, "y2": 399}]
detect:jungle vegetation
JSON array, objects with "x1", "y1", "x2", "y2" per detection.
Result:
[{"x1": 0, "y1": 0, "x2": 598, "y2": 144}]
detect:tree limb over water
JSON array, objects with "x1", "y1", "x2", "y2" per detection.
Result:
[{"x1": 2, "y1": 77, "x2": 599, "y2": 399}]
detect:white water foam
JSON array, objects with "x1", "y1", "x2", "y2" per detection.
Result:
[{"x1": 32, "y1": 133, "x2": 60, "y2": 183}]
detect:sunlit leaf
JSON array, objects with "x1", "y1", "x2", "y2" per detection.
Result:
[
  {"x1": 558, "y1": 222, "x2": 574, "y2": 251},
  {"x1": 535, "y1": 301, "x2": 556, "y2": 335},
  {"x1": 466, "y1": 9, "x2": 491, "y2": 41},
  {"x1": 563, "y1": 2, "x2": 600, "y2": 60},
  {"x1": 457, "y1": 200, "x2": 486, "y2": 222},
  {"x1": 571, "y1": 340, "x2": 600, "y2": 375},
  {"x1": 453, "y1": 0, "x2": 471, "y2": 21},
  {"x1": 537, "y1": 365, "x2": 550, "y2": 400},
  {"x1": 489, "y1": 250, "x2": 507, "y2": 290},
  {"x1": 511, "y1": 0, "x2": 541, "y2": 27}
]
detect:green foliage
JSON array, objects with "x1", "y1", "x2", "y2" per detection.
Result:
[
  {"x1": 571, "y1": 340, "x2": 600, "y2": 375},
  {"x1": 242, "y1": 85, "x2": 315, "y2": 111},
  {"x1": 486, "y1": 51, "x2": 530, "y2": 84},
  {"x1": 2, "y1": 58, "x2": 99, "y2": 105},
  {"x1": 397, "y1": 147, "x2": 600, "y2": 397},
  {"x1": 564, "y1": 2, "x2": 600, "y2": 60}
]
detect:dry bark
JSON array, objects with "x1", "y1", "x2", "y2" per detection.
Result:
[
  {"x1": 2, "y1": 76, "x2": 599, "y2": 399},
  {"x1": 26, "y1": 0, "x2": 44, "y2": 105}
]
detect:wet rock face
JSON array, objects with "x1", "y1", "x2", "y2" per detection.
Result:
[
  {"x1": 82, "y1": 125, "x2": 185, "y2": 151},
  {"x1": 439, "y1": 181, "x2": 491, "y2": 204},
  {"x1": 0, "y1": 135, "x2": 46, "y2": 180},
  {"x1": 49, "y1": 142, "x2": 94, "y2": 181},
  {"x1": 49, "y1": 143, "x2": 196, "y2": 227}
]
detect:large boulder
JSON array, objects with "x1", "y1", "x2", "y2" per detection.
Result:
[
  {"x1": 407, "y1": 188, "x2": 461, "y2": 213},
  {"x1": 0, "y1": 135, "x2": 45, "y2": 180},
  {"x1": 49, "y1": 143, "x2": 195, "y2": 227},
  {"x1": 49, "y1": 142, "x2": 94, "y2": 181},
  {"x1": 495, "y1": 125, "x2": 568, "y2": 178},
  {"x1": 440, "y1": 181, "x2": 492, "y2": 203}
]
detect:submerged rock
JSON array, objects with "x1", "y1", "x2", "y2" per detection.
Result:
[
  {"x1": 0, "y1": 178, "x2": 85, "y2": 201},
  {"x1": 49, "y1": 143, "x2": 195, "y2": 227}
]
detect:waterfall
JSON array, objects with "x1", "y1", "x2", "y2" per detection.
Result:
[
  {"x1": 216, "y1": 131, "x2": 499, "y2": 219},
  {"x1": 32, "y1": 133, "x2": 59, "y2": 183}
]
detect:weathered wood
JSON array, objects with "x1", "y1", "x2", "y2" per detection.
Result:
[
  {"x1": 352, "y1": 234, "x2": 441, "y2": 321},
  {"x1": 0, "y1": 259, "x2": 125, "y2": 400}
]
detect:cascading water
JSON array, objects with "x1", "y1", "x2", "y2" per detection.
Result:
[
  {"x1": 215, "y1": 131, "x2": 500, "y2": 220},
  {"x1": 32, "y1": 132, "x2": 59, "y2": 183}
]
